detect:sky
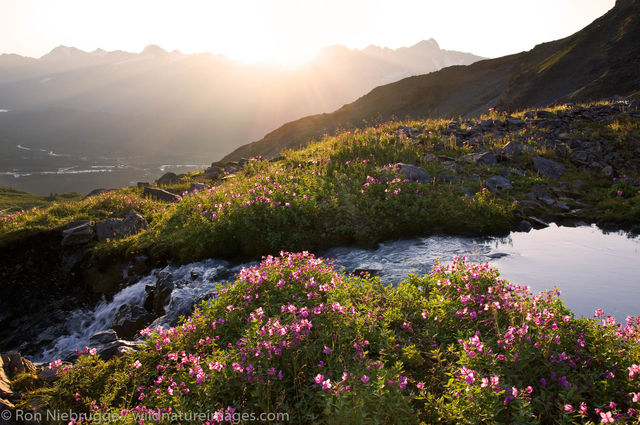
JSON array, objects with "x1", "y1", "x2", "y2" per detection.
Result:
[{"x1": 0, "y1": 0, "x2": 616, "y2": 65}]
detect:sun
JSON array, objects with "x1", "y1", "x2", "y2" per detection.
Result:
[{"x1": 220, "y1": 41, "x2": 317, "y2": 68}]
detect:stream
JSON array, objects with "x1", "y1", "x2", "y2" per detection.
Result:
[{"x1": 30, "y1": 224, "x2": 640, "y2": 362}]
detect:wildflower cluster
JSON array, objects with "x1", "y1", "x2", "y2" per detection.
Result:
[{"x1": 47, "y1": 253, "x2": 640, "y2": 424}]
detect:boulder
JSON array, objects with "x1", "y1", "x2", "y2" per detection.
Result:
[
  {"x1": 0, "y1": 357, "x2": 13, "y2": 401},
  {"x1": 92, "y1": 340, "x2": 144, "y2": 361},
  {"x1": 112, "y1": 305, "x2": 154, "y2": 340},
  {"x1": 1, "y1": 354, "x2": 35, "y2": 379},
  {"x1": 602, "y1": 165, "x2": 613, "y2": 177},
  {"x1": 189, "y1": 182, "x2": 208, "y2": 192},
  {"x1": 532, "y1": 157, "x2": 566, "y2": 179},
  {"x1": 83, "y1": 262, "x2": 126, "y2": 296},
  {"x1": 88, "y1": 329, "x2": 118, "y2": 346},
  {"x1": 143, "y1": 186, "x2": 182, "y2": 203},
  {"x1": 152, "y1": 271, "x2": 175, "y2": 315},
  {"x1": 498, "y1": 142, "x2": 523, "y2": 160},
  {"x1": 96, "y1": 210, "x2": 148, "y2": 241},
  {"x1": 36, "y1": 366, "x2": 59, "y2": 383},
  {"x1": 485, "y1": 176, "x2": 512, "y2": 193},
  {"x1": 61, "y1": 222, "x2": 94, "y2": 246},
  {"x1": 506, "y1": 118, "x2": 526, "y2": 129},
  {"x1": 422, "y1": 153, "x2": 437, "y2": 162},
  {"x1": 384, "y1": 163, "x2": 431, "y2": 183},
  {"x1": 136, "y1": 182, "x2": 150, "y2": 188},
  {"x1": 535, "y1": 110, "x2": 556, "y2": 119},
  {"x1": 156, "y1": 172, "x2": 178, "y2": 186},
  {"x1": 459, "y1": 151, "x2": 497, "y2": 165},
  {"x1": 203, "y1": 166, "x2": 223, "y2": 179},
  {"x1": 528, "y1": 216, "x2": 550, "y2": 229},
  {"x1": 480, "y1": 119, "x2": 493, "y2": 129},
  {"x1": 516, "y1": 220, "x2": 533, "y2": 232}
]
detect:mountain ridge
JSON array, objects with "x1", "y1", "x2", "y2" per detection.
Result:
[
  {"x1": 222, "y1": 0, "x2": 639, "y2": 162},
  {"x1": 0, "y1": 40, "x2": 484, "y2": 193}
]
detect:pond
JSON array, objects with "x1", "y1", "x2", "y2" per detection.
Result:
[{"x1": 324, "y1": 224, "x2": 640, "y2": 320}]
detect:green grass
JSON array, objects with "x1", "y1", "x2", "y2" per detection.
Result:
[
  {"x1": 0, "y1": 186, "x2": 81, "y2": 214},
  {"x1": 1, "y1": 102, "x2": 639, "y2": 263}
]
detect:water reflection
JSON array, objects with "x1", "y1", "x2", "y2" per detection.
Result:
[{"x1": 323, "y1": 225, "x2": 640, "y2": 320}]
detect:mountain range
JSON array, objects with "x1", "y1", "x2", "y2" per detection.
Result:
[
  {"x1": 0, "y1": 40, "x2": 482, "y2": 160},
  {"x1": 222, "y1": 0, "x2": 640, "y2": 162}
]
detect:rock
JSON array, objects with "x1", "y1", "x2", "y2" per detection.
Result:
[
  {"x1": 485, "y1": 176, "x2": 512, "y2": 193},
  {"x1": 422, "y1": 153, "x2": 437, "y2": 162},
  {"x1": 238, "y1": 158, "x2": 250, "y2": 168},
  {"x1": 61, "y1": 222, "x2": 94, "y2": 246},
  {"x1": 0, "y1": 357, "x2": 14, "y2": 401},
  {"x1": 143, "y1": 186, "x2": 182, "y2": 203},
  {"x1": 516, "y1": 220, "x2": 533, "y2": 232},
  {"x1": 62, "y1": 248, "x2": 85, "y2": 273},
  {"x1": 136, "y1": 182, "x2": 150, "y2": 188},
  {"x1": 352, "y1": 268, "x2": 381, "y2": 277},
  {"x1": 1, "y1": 353, "x2": 35, "y2": 379},
  {"x1": 189, "y1": 182, "x2": 208, "y2": 192},
  {"x1": 528, "y1": 216, "x2": 550, "y2": 229},
  {"x1": 143, "y1": 285, "x2": 156, "y2": 312},
  {"x1": 602, "y1": 165, "x2": 613, "y2": 177},
  {"x1": 83, "y1": 262, "x2": 126, "y2": 296},
  {"x1": 437, "y1": 155, "x2": 456, "y2": 162},
  {"x1": 435, "y1": 175, "x2": 462, "y2": 184},
  {"x1": 459, "y1": 151, "x2": 497, "y2": 165},
  {"x1": 498, "y1": 142, "x2": 523, "y2": 160},
  {"x1": 570, "y1": 150, "x2": 590, "y2": 165},
  {"x1": 518, "y1": 200, "x2": 543, "y2": 212},
  {"x1": 112, "y1": 305, "x2": 154, "y2": 340},
  {"x1": 156, "y1": 172, "x2": 179, "y2": 186},
  {"x1": 535, "y1": 110, "x2": 556, "y2": 119},
  {"x1": 480, "y1": 119, "x2": 493, "y2": 129},
  {"x1": 203, "y1": 165, "x2": 223, "y2": 179},
  {"x1": 36, "y1": 366, "x2": 59, "y2": 383},
  {"x1": 96, "y1": 210, "x2": 148, "y2": 241},
  {"x1": 93, "y1": 340, "x2": 143, "y2": 361},
  {"x1": 532, "y1": 157, "x2": 565, "y2": 179},
  {"x1": 89, "y1": 329, "x2": 118, "y2": 346},
  {"x1": 506, "y1": 118, "x2": 526, "y2": 129},
  {"x1": 152, "y1": 272, "x2": 175, "y2": 315},
  {"x1": 384, "y1": 163, "x2": 431, "y2": 183},
  {"x1": 509, "y1": 168, "x2": 526, "y2": 177}
]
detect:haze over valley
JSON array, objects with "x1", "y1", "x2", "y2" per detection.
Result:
[{"x1": 0, "y1": 41, "x2": 482, "y2": 194}]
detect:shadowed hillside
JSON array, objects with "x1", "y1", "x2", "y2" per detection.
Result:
[{"x1": 223, "y1": 0, "x2": 639, "y2": 161}]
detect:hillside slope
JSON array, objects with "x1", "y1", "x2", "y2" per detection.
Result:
[{"x1": 223, "y1": 0, "x2": 639, "y2": 161}]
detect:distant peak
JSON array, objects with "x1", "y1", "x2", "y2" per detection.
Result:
[
  {"x1": 91, "y1": 48, "x2": 107, "y2": 57},
  {"x1": 413, "y1": 39, "x2": 440, "y2": 50},
  {"x1": 141, "y1": 44, "x2": 168, "y2": 56},
  {"x1": 41, "y1": 45, "x2": 88, "y2": 60}
]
